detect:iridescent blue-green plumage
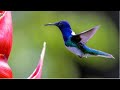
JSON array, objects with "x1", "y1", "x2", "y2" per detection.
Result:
[{"x1": 45, "y1": 20, "x2": 114, "y2": 59}]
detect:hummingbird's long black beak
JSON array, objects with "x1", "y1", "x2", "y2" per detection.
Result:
[{"x1": 44, "y1": 23, "x2": 56, "y2": 26}]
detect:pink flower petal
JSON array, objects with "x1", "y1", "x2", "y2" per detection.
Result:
[
  {"x1": 0, "y1": 11, "x2": 13, "y2": 60},
  {"x1": 28, "y1": 42, "x2": 46, "y2": 79},
  {"x1": 0, "y1": 11, "x2": 13, "y2": 78},
  {"x1": 0, "y1": 56, "x2": 13, "y2": 78}
]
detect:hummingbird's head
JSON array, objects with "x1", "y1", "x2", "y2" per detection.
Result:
[
  {"x1": 45, "y1": 21, "x2": 73, "y2": 42},
  {"x1": 45, "y1": 20, "x2": 71, "y2": 30}
]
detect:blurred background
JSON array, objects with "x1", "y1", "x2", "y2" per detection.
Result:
[{"x1": 8, "y1": 11, "x2": 119, "y2": 78}]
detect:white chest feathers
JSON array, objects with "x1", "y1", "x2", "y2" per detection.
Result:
[{"x1": 71, "y1": 31, "x2": 75, "y2": 35}]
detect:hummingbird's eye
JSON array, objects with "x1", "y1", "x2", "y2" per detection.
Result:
[{"x1": 58, "y1": 22, "x2": 62, "y2": 26}]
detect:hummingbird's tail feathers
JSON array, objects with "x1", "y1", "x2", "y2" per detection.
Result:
[
  {"x1": 97, "y1": 54, "x2": 115, "y2": 59},
  {"x1": 83, "y1": 53, "x2": 115, "y2": 59},
  {"x1": 88, "y1": 48, "x2": 115, "y2": 59}
]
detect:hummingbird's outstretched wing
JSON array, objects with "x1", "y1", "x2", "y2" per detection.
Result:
[{"x1": 71, "y1": 25, "x2": 100, "y2": 44}]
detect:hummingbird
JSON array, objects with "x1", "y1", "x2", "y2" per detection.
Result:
[{"x1": 45, "y1": 20, "x2": 114, "y2": 59}]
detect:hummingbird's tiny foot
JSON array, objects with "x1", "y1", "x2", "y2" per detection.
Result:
[{"x1": 78, "y1": 55, "x2": 82, "y2": 58}]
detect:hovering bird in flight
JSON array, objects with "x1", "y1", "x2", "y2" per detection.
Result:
[{"x1": 45, "y1": 20, "x2": 114, "y2": 59}]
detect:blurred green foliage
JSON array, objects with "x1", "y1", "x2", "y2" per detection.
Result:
[{"x1": 8, "y1": 11, "x2": 119, "y2": 78}]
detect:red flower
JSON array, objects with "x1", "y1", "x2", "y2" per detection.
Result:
[
  {"x1": 0, "y1": 11, "x2": 46, "y2": 79},
  {"x1": 0, "y1": 11, "x2": 13, "y2": 78},
  {"x1": 0, "y1": 11, "x2": 12, "y2": 59}
]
